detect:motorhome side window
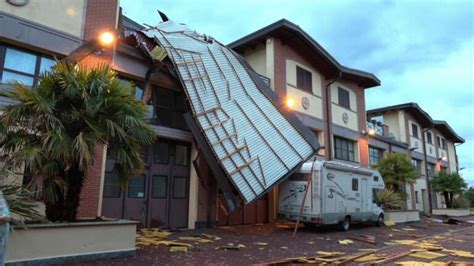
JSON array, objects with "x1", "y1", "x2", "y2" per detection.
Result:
[
  {"x1": 373, "y1": 175, "x2": 379, "y2": 182},
  {"x1": 352, "y1": 178, "x2": 358, "y2": 191}
]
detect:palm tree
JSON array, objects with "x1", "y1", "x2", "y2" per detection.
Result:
[{"x1": 0, "y1": 62, "x2": 155, "y2": 222}]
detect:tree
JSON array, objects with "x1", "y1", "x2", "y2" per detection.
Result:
[
  {"x1": 375, "y1": 152, "x2": 418, "y2": 191},
  {"x1": 431, "y1": 171, "x2": 467, "y2": 208},
  {"x1": 465, "y1": 187, "x2": 474, "y2": 207},
  {"x1": 0, "y1": 62, "x2": 155, "y2": 222}
]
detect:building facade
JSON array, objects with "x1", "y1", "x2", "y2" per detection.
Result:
[
  {"x1": 0, "y1": 1, "x2": 465, "y2": 229},
  {"x1": 367, "y1": 103, "x2": 465, "y2": 212}
]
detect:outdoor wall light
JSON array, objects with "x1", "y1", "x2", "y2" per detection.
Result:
[
  {"x1": 368, "y1": 129, "x2": 376, "y2": 136},
  {"x1": 99, "y1": 31, "x2": 115, "y2": 46},
  {"x1": 286, "y1": 97, "x2": 295, "y2": 108}
]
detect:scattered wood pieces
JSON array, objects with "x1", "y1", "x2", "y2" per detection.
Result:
[
  {"x1": 444, "y1": 249, "x2": 474, "y2": 259},
  {"x1": 169, "y1": 246, "x2": 189, "y2": 253},
  {"x1": 374, "y1": 251, "x2": 414, "y2": 265},
  {"x1": 354, "y1": 254, "x2": 386, "y2": 262},
  {"x1": 348, "y1": 235, "x2": 377, "y2": 245},
  {"x1": 253, "y1": 242, "x2": 268, "y2": 246},
  {"x1": 409, "y1": 251, "x2": 447, "y2": 260},
  {"x1": 392, "y1": 239, "x2": 417, "y2": 245},
  {"x1": 316, "y1": 251, "x2": 345, "y2": 258}
]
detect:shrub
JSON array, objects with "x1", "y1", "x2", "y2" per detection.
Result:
[
  {"x1": 375, "y1": 189, "x2": 403, "y2": 210},
  {"x1": 451, "y1": 196, "x2": 470, "y2": 209}
]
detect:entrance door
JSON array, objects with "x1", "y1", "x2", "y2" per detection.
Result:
[
  {"x1": 101, "y1": 139, "x2": 191, "y2": 228},
  {"x1": 147, "y1": 139, "x2": 190, "y2": 228}
]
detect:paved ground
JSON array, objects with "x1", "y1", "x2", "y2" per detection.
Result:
[{"x1": 77, "y1": 216, "x2": 474, "y2": 265}]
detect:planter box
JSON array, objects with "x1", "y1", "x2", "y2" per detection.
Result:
[
  {"x1": 6, "y1": 219, "x2": 138, "y2": 265},
  {"x1": 432, "y1": 208, "x2": 470, "y2": 217},
  {"x1": 385, "y1": 210, "x2": 420, "y2": 223}
]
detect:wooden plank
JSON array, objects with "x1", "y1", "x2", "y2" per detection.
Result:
[
  {"x1": 374, "y1": 251, "x2": 414, "y2": 265},
  {"x1": 348, "y1": 235, "x2": 377, "y2": 245}
]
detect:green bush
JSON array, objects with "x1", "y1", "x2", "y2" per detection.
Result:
[
  {"x1": 451, "y1": 196, "x2": 470, "y2": 209},
  {"x1": 375, "y1": 189, "x2": 403, "y2": 210}
]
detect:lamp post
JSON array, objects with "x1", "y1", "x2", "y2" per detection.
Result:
[{"x1": 64, "y1": 31, "x2": 118, "y2": 63}]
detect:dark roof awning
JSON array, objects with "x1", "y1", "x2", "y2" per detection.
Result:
[
  {"x1": 433, "y1": 120, "x2": 464, "y2": 143},
  {"x1": 228, "y1": 19, "x2": 380, "y2": 88},
  {"x1": 367, "y1": 102, "x2": 433, "y2": 128}
]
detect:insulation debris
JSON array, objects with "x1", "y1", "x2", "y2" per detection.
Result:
[
  {"x1": 443, "y1": 249, "x2": 474, "y2": 259},
  {"x1": 348, "y1": 235, "x2": 377, "y2": 245},
  {"x1": 316, "y1": 251, "x2": 345, "y2": 257},
  {"x1": 169, "y1": 246, "x2": 189, "y2": 253},
  {"x1": 384, "y1": 220, "x2": 396, "y2": 226},
  {"x1": 392, "y1": 240, "x2": 418, "y2": 245},
  {"x1": 338, "y1": 239, "x2": 354, "y2": 245},
  {"x1": 253, "y1": 242, "x2": 268, "y2": 246}
]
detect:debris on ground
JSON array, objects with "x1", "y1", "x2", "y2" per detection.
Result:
[
  {"x1": 348, "y1": 235, "x2": 377, "y2": 245},
  {"x1": 169, "y1": 246, "x2": 189, "y2": 253},
  {"x1": 253, "y1": 242, "x2": 269, "y2": 246},
  {"x1": 443, "y1": 249, "x2": 474, "y2": 259},
  {"x1": 409, "y1": 251, "x2": 447, "y2": 260},
  {"x1": 384, "y1": 220, "x2": 396, "y2": 226},
  {"x1": 354, "y1": 253, "x2": 386, "y2": 262},
  {"x1": 316, "y1": 251, "x2": 345, "y2": 257},
  {"x1": 402, "y1": 227, "x2": 417, "y2": 231},
  {"x1": 219, "y1": 243, "x2": 246, "y2": 250},
  {"x1": 338, "y1": 239, "x2": 354, "y2": 245},
  {"x1": 359, "y1": 248, "x2": 378, "y2": 252}
]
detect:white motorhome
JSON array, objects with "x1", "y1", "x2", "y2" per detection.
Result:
[{"x1": 278, "y1": 160, "x2": 385, "y2": 231}]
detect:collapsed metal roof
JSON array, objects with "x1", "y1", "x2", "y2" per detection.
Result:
[{"x1": 139, "y1": 21, "x2": 319, "y2": 206}]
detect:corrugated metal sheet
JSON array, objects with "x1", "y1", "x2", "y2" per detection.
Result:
[{"x1": 144, "y1": 21, "x2": 318, "y2": 203}]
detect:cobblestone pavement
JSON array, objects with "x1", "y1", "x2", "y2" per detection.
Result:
[{"x1": 76, "y1": 216, "x2": 474, "y2": 265}]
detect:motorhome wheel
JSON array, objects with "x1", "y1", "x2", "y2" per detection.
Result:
[{"x1": 340, "y1": 216, "x2": 351, "y2": 231}]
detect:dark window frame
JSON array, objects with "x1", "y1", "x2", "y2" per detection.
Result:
[
  {"x1": 352, "y1": 178, "x2": 358, "y2": 191},
  {"x1": 369, "y1": 146, "x2": 384, "y2": 165},
  {"x1": 338, "y1": 87, "x2": 351, "y2": 110},
  {"x1": 426, "y1": 131, "x2": 433, "y2": 144},
  {"x1": 411, "y1": 123, "x2": 419, "y2": 139},
  {"x1": 127, "y1": 174, "x2": 146, "y2": 198},
  {"x1": 296, "y1": 66, "x2": 312, "y2": 93},
  {"x1": 334, "y1": 137, "x2": 356, "y2": 162},
  {"x1": 152, "y1": 87, "x2": 188, "y2": 130},
  {"x1": 0, "y1": 44, "x2": 56, "y2": 88},
  {"x1": 172, "y1": 176, "x2": 188, "y2": 199},
  {"x1": 151, "y1": 175, "x2": 168, "y2": 198},
  {"x1": 103, "y1": 171, "x2": 121, "y2": 198}
]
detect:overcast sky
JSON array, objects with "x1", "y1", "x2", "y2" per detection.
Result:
[{"x1": 121, "y1": 0, "x2": 474, "y2": 186}]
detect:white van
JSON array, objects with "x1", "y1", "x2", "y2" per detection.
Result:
[{"x1": 278, "y1": 160, "x2": 385, "y2": 231}]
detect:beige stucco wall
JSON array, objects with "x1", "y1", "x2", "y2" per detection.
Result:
[
  {"x1": 266, "y1": 37, "x2": 275, "y2": 89},
  {"x1": 330, "y1": 82, "x2": 358, "y2": 131},
  {"x1": 286, "y1": 87, "x2": 323, "y2": 119},
  {"x1": 382, "y1": 112, "x2": 401, "y2": 141},
  {"x1": 414, "y1": 178, "x2": 427, "y2": 211},
  {"x1": 286, "y1": 60, "x2": 323, "y2": 96},
  {"x1": 446, "y1": 141, "x2": 457, "y2": 173},
  {"x1": 407, "y1": 119, "x2": 422, "y2": 151},
  {"x1": 243, "y1": 44, "x2": 266, "y2": 77},
  {"x1": 0, "y1": 0, "x2": 87, "y2": 38},
  {"x1": 188, "y1": 146, "x2": 198, "y2": 229},
  {"x1": 405, "y1": 183, "x2": 414, "y2": 210},
  {"x1": 6, "y1": 221, "x2": 137, "y2": 263}
]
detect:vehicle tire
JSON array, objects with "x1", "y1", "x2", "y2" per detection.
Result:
[
  {"x1": 339, "y1": 216, "x2": 351, "y2": 231},
  {"x1": 376, "y1": 214, "x2": 384, "y2": 227}
]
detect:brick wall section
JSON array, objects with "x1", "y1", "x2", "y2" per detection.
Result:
[
  {"x1": 76, "y1": 0, "x2": 119, "y2": 219},
  {"x1": 77, "y1": 144, "x2": 105, "y2": 218}
]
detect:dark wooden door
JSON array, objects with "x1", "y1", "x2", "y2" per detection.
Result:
[{"x1": 102, "y1": 139, "x2": 190, "y2": 228}]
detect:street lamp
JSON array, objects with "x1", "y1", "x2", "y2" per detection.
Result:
[
  {"x1": 286, "y1": 97, "x2": 295, "y2": 108},
  {"x1": 65, "y1": 30, "x2": 118, "y2": 63},
  {"x1": 98, "y1": 31, "x2": 115, "y2": 46}
]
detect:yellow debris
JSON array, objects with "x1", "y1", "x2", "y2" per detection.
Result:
[
  {"x1": 338, "y1": 239, "x2": 354, "y2": 245},
  {"x1": 169, "y1": 246, "x2": 189, "y2": 253},
  {"x1": 409, "y1": 251, "x2": 446, "y2": 260},
  {"x1": 384, "y1": 220, "x2": 396, "y2": 226},
  {"x1": 392, "y1": 228, "x2": 402, "y2": 232},
  {"x1": 358, "y1": 248, "x2": 378, "y2": 252},
  {"x1": 393, "y1": 240, "x2": 417, "y2": 245},
  {"x1": 402, "y1": 227, "x2": 417, "y2": 231},
  {"x1": 445, "y1": 249, "x2": 474, "y2": 259},
  {"x1": 316, "y1": 251, "x2": 345, "y2": 257},
  {"x1": 354, "y1": 254, "x2": 386, "y2": 262},
  {"x1": 396, "y1": 261, "x2": 442, "y2": 266},
  {"x1": 253, "y1": 242, "x2": 268, "y2": 246}
]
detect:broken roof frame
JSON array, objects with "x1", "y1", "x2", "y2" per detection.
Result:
[{"x1": 130, "y1": 21, "x2": 319, "y2": 208}]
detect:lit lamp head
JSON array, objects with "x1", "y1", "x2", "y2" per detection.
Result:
[
  {"x1": 286, "y1": 97, "x2": 295, "y2": 108},
  {"x1": 98, "y1": 31, "x2": 115, "y2": 47},
  {"x1": 368, "y1": 129, "x2": 376, "y2": 136}
]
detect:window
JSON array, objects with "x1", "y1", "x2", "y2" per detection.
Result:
[
  {"x1": 338, "y1": 87, "x2": 350, "y2": 109},
  {"x1": 441, "y1": 139, "x2": 446, "y2": 149},
  {"x1": 175, "y1": 144, "x2": 188, "y2": 166},
  {"x1": 154, "y1": 141, "x2": 169, "y2": 164},
  {"x1": 0, "y1": 45, "x2": 55, "y2": 87},
  {"x1": 373, "y1": 175, "x2": 379, "y2": 182},
  {"x1": 369, "y1": 147, "x2": 384, "y2": 165},
  {"x1": 411, "y1": 159, "x2": 422, "y2": 175},
  {"x1": 296, "y1": 66, "x2": 312, "y2": 93},
  {"x1": 411, "y1": 123, "x2": 419, "y2": 138},
  {"x1": 436, "y1": 136, "x2": 442, "y2": 148},
  {"x1": 152, "y1": 175, "x2": 167, "y2": 198},
  {"x1": 415, "y1": 191, "x2": 419, "y2": 203},
  {"x1": 426, "y1": 131, "x2": 433, "y2": 144},
  {"x1": 334, "y1": 137, "x2": 355, "y2": 162},
  {"x1": 352, "y1": 178, "x2": 358, "y2": 191},
  {"x1": 128, "y1": 174, "x2": 146, "y2": 198},
  {"x1": 427, "y1": 163, "x2": 436, "y2": 177},
  {"x1": 103, "y1": 172, "x2": 121, "y2": 198},
  {"x1": 173, "y1": 176, "x2": 187, "y2": 198},
  {"x1": 153, "y1": 87, "x2": 187, "y2": 130}
]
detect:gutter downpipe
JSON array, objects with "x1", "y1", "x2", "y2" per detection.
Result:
[
  {"x1": 325, "y1": 71, "x2": 342, "y2": 161},
  {"x1": 422, "y1": 126, "x2": 434, "y2": 215}
]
